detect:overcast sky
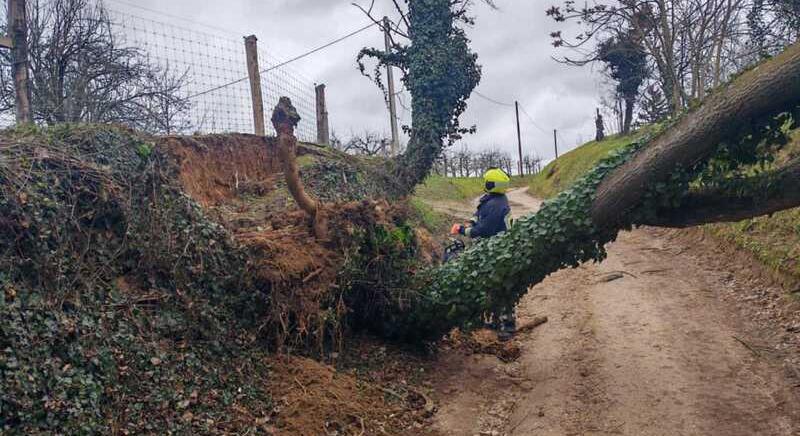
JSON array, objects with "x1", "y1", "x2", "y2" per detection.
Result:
[{"x1": 111, "y1": 0, "x2": 604, "y2": 162}]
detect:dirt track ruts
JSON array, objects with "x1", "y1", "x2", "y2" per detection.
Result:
[{"x1": 431, "y1": 189, "x2": 800, "y2": 436}]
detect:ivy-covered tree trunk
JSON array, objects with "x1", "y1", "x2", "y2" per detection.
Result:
[
  {"x1": 365, "y1": 0, "x2": 481, "y2": 198},
  {"x1": 382, "y1": 42, "x2": 800, "y2": 341},
  {"x1": 591, "y1": 44, "x2": 800, "y2": 228}
]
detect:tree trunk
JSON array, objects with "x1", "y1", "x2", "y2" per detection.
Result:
[
  {"x1": 379, "y1": 0, "x2": 480, "y2": 197},
  {"x1": 640, "y1": 156, "x2": 800, "y2": 227},
  {"x1": 623, "y1": 97, "x2": 634, "y2": 134},
  {"x1": 591, "y1": 42, "x2": 800, "y2": 229},
  {"x1": 9, "y1": 0, "x2": 32, "y2": 123}
]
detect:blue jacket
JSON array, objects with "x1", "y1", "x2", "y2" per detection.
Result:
[{"x1": 467, "y1": 193, "x2": 510, "y2": 238}]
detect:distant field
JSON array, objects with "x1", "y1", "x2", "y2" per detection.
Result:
[{"x1": 414, "y1": 176, "x2": 487, "y2": 203}]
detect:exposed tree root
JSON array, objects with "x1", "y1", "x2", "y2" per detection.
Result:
[{"x1": 271, "y1": 96, "x2": 329, "y2": 241}]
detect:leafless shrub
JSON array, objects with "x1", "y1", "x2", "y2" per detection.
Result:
[{"x1": 0, "y1": 0, "x2": 190, "y2": 133}]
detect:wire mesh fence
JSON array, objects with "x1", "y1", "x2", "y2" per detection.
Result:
[
  {"x1": 106, "y1": 4, "x2": 317, "y2": 141},
  {"x1": 0, "y1": 0, "x2": 318, "y2": 141}
]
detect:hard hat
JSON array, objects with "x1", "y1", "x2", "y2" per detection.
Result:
[{"x1": 483, "y1": 168, "x2": 510, "y2": 194}]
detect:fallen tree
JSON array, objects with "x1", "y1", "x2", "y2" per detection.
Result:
[
  {"x1": 356, "y1": 0, "x2": 800, "y2": 340},
  {"x1": 358, "y1": 0, "x2": 482, "y2": 197},
  {"x1": 395, "y1": 44, "x2": 800, "y2": 340}
]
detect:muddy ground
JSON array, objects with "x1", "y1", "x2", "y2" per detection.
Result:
[{"x1": 428, "y1": 189, "x2": 800, "y2": 436}]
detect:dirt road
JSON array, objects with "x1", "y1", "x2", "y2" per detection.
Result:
[{"x1": 431, "y1": 189, "x2": 800, "y2": 436}]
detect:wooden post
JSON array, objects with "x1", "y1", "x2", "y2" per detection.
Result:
[
  {"x1": 315, "y1": 83, "x2": 330, "y2": 145},
  {"x1": 8, "y1": 0, "x2": 31, "y2": 124},
  {"x1": 553, "y1": 129, "x2": 559, "y2": 160},
  {"x1": 383, "y1": 16, "x2": 400, "y2": 156},
  {"x1": 244, "y1": 35, "x2": 265, "y2": 136},
  {"x1": 515, "y1": 101, "x2": 523, "y2": 176}
]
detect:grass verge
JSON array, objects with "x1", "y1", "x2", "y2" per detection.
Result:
[{"x1": 527, "y1": 131, "x2": 646, "y2": 198}]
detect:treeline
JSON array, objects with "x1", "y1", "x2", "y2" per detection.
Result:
[
  {"x1": 331, "y1": 130, "x2": 541, "y2": 178},
  {"x1": 549, "y1": 0, "x2": 800, "y2": 135},
  {"x1": 433, "y1": 146, "x2": 542, "y2": 178}
]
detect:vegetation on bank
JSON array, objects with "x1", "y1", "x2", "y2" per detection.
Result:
[
  {"x1": 415, "y1": 174, "x2": 536, "y2": 203},
  {"x1": 0, "y1": 124, "x2": 430, "y2": 433},
  {"x1": 414, "y1": 176, "x2": 487, "y2": 203},
  {"x1": 705, "y1": 131, "x2": 800, "y2": 283},
  {"x1": 527, "y1": 130, "x2": 648, "y2": 198}
]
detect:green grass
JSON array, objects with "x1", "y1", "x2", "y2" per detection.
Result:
[
  {"x1": 527, "y1": 130, "x2": 647, "y2": 198},
  {"x1": 414, "y1": 176, "x2": 487, "y2": 203},
  {"x1": 410, "y1": 175, "x2": 534, "y2": 234},
  {"x1": 408, "y1": 196, "x2": 449, "y2": 232},
  {"x1": 707, "y1": 209, "x2": 800, "y2": 282}
]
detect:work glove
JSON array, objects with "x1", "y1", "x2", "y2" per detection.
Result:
[{"x1": 450, "y1": 223, "x2": 465, "y2": 235}]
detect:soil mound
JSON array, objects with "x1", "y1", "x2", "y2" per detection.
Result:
[
  {"x1": 0, "y1": 124, "x2": 431, "y2": 434},
  {"x1": 270, "y1": 356, "x2": 415, "y2": 435}
]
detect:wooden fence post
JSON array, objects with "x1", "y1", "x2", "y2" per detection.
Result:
[
  {"x1": 8, "y1": 0, "x2": 32, "y2": 124},
  {"x1": 244, "y1": 35, "x2": 265, "y2": 136},
  {"x1": 315, "y1": 84, "x2": 330, "y2": 145}
]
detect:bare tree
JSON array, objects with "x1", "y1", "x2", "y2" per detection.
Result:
[
  {"x1": 637, "y1": 83, "x2": 670, "y2": 124},
  {"x1": 522, "y1": 154, "x2": 542, "y2": 175},
  {"x1": 599, "y1": 84, "x2": 624, "y2": 136},
  {"x1": 454, "y1": 144, "x2": 474, "y2": 177},
  {"x1": 0, "y1": 0, "x2": 190, "y2": 133},
  {"x1": 337, "y1": 130, "x2": 390, "y2": 156},
  {"x1": 749, "y1": 0, "x2": 800, "y2": 57},
  {"x1": 548, "y1": 0, "x2": 772, "y2": 114}
]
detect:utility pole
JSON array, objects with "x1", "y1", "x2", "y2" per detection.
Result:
[
  {"x1": 7, "y1": 0, "x2": 32, "y2": 124},
  {"x1": 553, "y1": 129, "x2": 559, "y2": 160},
  {"x1": 515, "y1": 101, "x2": 523, "y2": 176},
  {"x1": 244, "y1": 35, "x2": 265, "y2": 136},
  {"x1": 383, "y1": 16, "x2": 400, "y2": 156}
]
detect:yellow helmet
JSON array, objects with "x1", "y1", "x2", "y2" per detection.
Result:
[{"x1": 483, "y1": 168, "x2": 510, "y2": 194}]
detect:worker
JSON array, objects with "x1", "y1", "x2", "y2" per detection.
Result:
[{"x1": 450, "y1": 167, "x2": 515, "y2": 341}]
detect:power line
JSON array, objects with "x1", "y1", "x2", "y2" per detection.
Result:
[
  {"x1": 472, "y1": 90, "x2": 551, "y2": 135},
  {"x1": 473, "y1": 90, "x2": 515, "y2": 107},
  {"x1": 558, "y1": 131, "x2": 569, "y2": 147},
  {"x1": 518, "y1": 105, "x2": 549, "y2": 135},
  {"x1": 186, "y1": 22, "x2": 378, "y2": 100},
  {"x1": 105, "y1": 0, "x2": 240, "y2": 36}
]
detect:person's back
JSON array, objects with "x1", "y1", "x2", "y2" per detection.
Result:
[
  {"x1": 451, "y1": 168, "x2": 512, "y2": 239},
  {"x1": 450, "y1": 168, "x2": 516, "y2": 340},
  {"x1": 466, "y1": 192, "x2": 510, "y2": 239}
]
